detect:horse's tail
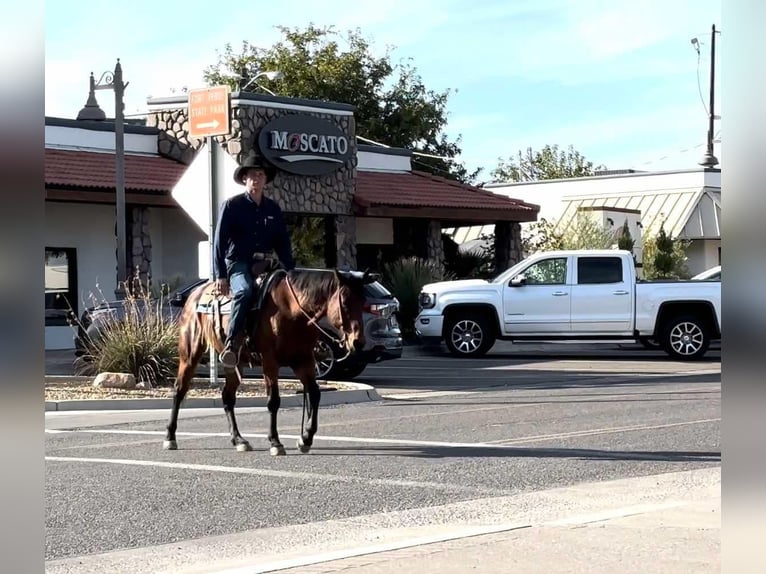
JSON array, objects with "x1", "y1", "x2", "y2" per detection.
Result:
[{"x1": 177, "y1": 283, "x2": 213, "y2": 365}]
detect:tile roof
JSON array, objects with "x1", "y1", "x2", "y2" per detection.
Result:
[
  {"x1": 45, "y1": 148, "x2": 186, "y2": 193},
  {"x1": 355, "y1": 170, "x2": 539, "y2": 215}
]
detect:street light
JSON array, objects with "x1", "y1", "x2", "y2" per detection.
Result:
[
  {"x1": 239, "y1": 70, "x2": 283, "y2": 95},
  {"x1": 80, "y1": 59, "x2": 130, "y2": 298},
  {"x1": 697, "y1": 24, "x2": 720, "y2": 169}
]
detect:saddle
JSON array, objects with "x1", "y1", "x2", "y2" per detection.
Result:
[{"x1": 196, "y1": 260, "x2": 286, "y2": 317}]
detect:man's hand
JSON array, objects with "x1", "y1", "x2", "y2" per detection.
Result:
[{"x1": 215, "y1": 278, "x2": 230, "y2": 296}]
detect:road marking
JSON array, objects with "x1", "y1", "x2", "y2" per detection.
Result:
[
  {"x1": 485, "y1": 418, "x2": 721, "y2": 444},
  {"x1": 45, "y1": 417, "x2": 720, "y2": 453},
  {"x1": 44, "y1": 455, "x2": 510, "y2": 495}
]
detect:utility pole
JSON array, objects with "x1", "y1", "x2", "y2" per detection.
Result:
[{"x1": 700, "y1": 24, "x2": 719, "y2": 168}]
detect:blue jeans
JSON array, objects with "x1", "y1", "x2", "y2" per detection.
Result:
[{"x1": 226, "y1": 261, "x2": 254, "y2": 343}]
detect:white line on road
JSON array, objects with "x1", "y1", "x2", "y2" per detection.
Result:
[
  {"x1": 45, "y1": 416, "x2": 720, "y2": 452},
  {"x1": 484, "y1": 418, "x2": 721, "y2": 445},
  {"x1": 44, "y1": 455, "x2": 508, "y2": 495}
]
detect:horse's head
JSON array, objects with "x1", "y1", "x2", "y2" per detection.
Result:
[{"x1": 328, "y1": 269, "x2": 378, "y2": 355}]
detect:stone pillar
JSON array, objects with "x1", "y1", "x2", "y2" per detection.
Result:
[
  {"x1": 494, "y1": 221, "x2": 511, "y2": 274},
  {"x1": 494, "y1": 221, "x2": 523, "y2": 274},
  {"x1": 130, "y1": 207, "x2": 152, "y2": 287},
  {"x1": 509, "y1": 222, "x2": 523, "y2": 266},
  {"x1": 335, "y1": 215, "x2": 357, "y2": 270},
  {"x1": 426, "y1": 220, "x2": 445, "y2": 270}
]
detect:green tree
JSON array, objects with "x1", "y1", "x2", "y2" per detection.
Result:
[
  {"x1": 204, "y1": 25, "x2": 478, "y2": 183},
  {"x1": 641, "y1": 224, "x2": 690, "y2": 280},
  {"x1": 523, "y1": 214, "x2": 614, "y2": 254},
  {"x1": 491, "y1": 144, "x2": 606, "y2": 182},
  {"x1": 616, "y1": 219, "x2": 635, "y2": 253}
]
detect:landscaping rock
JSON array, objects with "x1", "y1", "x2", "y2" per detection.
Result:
[{"x1": 93, "y1": 372, "x2": 136, "y2": 389}]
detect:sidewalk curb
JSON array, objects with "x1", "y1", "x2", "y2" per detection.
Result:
[{"x1": 44, "y1": 381, "x2": 383, "y2": 412}]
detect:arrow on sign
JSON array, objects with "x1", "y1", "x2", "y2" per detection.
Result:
[{"x1": 196, "y1": 119, "x2": 220, "y2": 129}]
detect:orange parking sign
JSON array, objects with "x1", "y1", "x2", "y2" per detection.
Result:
[{"x1": 188, "y1": 86, "x2": 231, "y2": 139}]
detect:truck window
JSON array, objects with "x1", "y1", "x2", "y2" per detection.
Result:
[
  {"x1": 523, "y1": 257, "x2": 568, "y2": 285},
  {"x1": 577, "y1": 257, "x2": 623, "y2": 284}
]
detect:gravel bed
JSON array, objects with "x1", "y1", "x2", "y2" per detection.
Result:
[{"x1": 44, "y1": 378, "x2": 348, "y2": 402}]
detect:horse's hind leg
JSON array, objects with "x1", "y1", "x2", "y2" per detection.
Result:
[
  {"x1": 294, "y1": 362, "x2": 321, "y2": 454},
  {"x1": 222, "y1": 365, "x2": 252, "y2": 452},
  {"x1": 164, "y1": 338, "x2": 203, "y2": 450},
  {"x1": 262, "y1": 354, "x2": 285, "y2": 456}
]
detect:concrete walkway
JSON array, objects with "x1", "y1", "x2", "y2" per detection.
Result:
[{"x1": 45, "y1": 467, "x2": 720, "y2": 574}]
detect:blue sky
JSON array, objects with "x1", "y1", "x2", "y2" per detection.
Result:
[{"x1": 45, "y1": 0, "x2": 722, "y2": 180}]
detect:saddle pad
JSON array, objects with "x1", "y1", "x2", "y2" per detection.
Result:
[{"x1": 196, "y1": 283, "x2": 232, "y2": 315}]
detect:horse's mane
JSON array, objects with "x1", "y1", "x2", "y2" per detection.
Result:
[{"x1": 286, "y1": 269, "x2": 340, "y2": 310}]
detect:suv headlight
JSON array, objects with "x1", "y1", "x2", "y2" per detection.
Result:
[{"x1": 418, "y1": 292, "x2": 436, "y2": 309}]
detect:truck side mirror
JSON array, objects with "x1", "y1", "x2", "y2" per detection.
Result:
[{"x1": 510, "y1": 274, "x2": 526, "y2": 287}]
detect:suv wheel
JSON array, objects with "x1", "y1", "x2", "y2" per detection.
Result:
[
  {"x1": 661, "y1": 315, "x2": 710, "y2": 360},
  {"x1": 314, "y1": 339, "x2": 337, "y2": 379},
  {"x1": 444, "y1": 312, "x2": 495, "y2": 358}
]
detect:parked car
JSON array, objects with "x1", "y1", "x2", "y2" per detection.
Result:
[
  {"x1": 415, "y1": 249, "x2": 721, "y2": 360},
  {"x1": 692, "y1": 265, "x2": 721, "y2": 281},
  {"x1": 74, "y1": 270, "x2": 402, "y2": 380}
]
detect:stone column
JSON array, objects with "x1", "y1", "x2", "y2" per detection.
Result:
[
  {"x1": 493, "y1": 221, "x2": 510, "y2": 274},
  {"x1": 335, "y1": 215, "x2": 357, "y2": 270},
  {"x1": 426, "y1": 220, "x2": 445, "y2": 270},
  {"x1": 494, "y1": 221, "x2": 523, "y2": 273},
  {"x1": 509, "y1": 222, "x2": 523, "y2": 266},
  {"x1": 130, "y1": 206, "x2": 152, "y2": 287}
]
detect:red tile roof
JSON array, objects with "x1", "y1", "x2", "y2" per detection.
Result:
[
  {"x1": 355, "y1": 170, "x2": 539, "y2": 216},
  {"x1": 45, "y1": 148, "x2": 539, "y2": 221},
  {"x1": 45, "y1": 148, "x2": 186, "y2": 193}
]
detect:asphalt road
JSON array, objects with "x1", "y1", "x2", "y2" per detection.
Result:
[{"x1": 45, "y1": 342, "x2": 720, "y2": 571}]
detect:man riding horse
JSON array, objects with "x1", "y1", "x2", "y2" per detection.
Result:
[{"x1": 213, "y1": 150, "x2": 296, "y2": 368}]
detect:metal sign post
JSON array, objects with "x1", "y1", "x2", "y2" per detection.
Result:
[{"x1": 187, "y1": 86, "x2": 231, "y2": 386}]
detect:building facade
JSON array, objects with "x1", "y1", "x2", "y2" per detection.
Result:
[
  {"x1": 45, "y1": 91, "x2": 539, "y2": 350},
  {"x1": 447, "y1": 168, "x2": 721, "y2": 276}
]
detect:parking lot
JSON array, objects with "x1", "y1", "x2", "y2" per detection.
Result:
[{"x1": 45, "y1": 341, "x2": 720, "y2": 573}]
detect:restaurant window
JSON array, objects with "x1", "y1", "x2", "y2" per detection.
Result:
[{"x1": 45, "y1": 248, "x2": 77, "y2": 326}]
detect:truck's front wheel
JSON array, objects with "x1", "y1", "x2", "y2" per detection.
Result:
[
  {"x1": 444, "y1": 312, "x2": 496, "y2": 358},
  {"x1": 660, "y1": 315, "x2": 710, "y2": 360}
]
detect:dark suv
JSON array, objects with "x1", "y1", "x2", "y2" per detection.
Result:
[{"x1": 73, "y1": 273, "x2": 402, "y2": 380}]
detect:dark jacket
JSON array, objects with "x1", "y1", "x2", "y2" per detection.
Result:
[{"x1": 213, "y1": 193, "x2": 295, "y2": 279}]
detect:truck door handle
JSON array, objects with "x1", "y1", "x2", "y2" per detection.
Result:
[
  {"x1": 613, "y1": 290, "x2": 629, "y2": 295},
  {"x1": 552, "y1": 291, "x2": 568, "y2": 296}
]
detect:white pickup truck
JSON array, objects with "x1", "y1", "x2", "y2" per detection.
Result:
[{"x1": 415, "y1": 249, "x2": 721, "y2": 360}]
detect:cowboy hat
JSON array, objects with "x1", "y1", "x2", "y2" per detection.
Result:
[{"x1": 233, "y1": 151, "x2": 277, "y2": 185}]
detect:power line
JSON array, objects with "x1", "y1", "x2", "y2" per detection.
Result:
[{"x1": 636, "y1": 129, "x2": 721, "y2": 167}]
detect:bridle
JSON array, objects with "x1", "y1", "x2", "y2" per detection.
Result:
[{"x1": 285, "y1": 276, "x2": 354, "y2": 361}]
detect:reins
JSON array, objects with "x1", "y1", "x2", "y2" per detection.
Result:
[{"x1": 284, "y1": 274, "x2": 352, "y2": 362}]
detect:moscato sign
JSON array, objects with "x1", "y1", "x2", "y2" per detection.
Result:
[{"x1": 257, "y1": 114, "x2": 352, "y2": 176}]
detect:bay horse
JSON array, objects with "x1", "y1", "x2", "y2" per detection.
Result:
[{"x1": 163, "y1": 266, "x2": 374, "y2": 455}]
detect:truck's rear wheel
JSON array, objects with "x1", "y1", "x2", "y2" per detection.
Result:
[
  {"x1": 444, "y1": 312, "x2": 495, "y2": 358},
  {"x1": 660, "y1": 315, "x2": 710, "y2": 360}
]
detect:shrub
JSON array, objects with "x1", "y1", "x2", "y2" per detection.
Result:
[
  {"x1": 641, "y1": 225, "x2": 690, "y2": 280},
  {"x1": 71, "y1": 277, "x2": 180, "y2": 385},
  {"x1": 381, "y1": 257, "x2": 453, "y2": 338}
]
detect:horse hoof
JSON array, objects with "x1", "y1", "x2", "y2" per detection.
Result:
[
  {"x1": 163, "y1": 440, "x2": 177, "y2": 450},
  {"x1": 236, "y1": 442, "x2": 253, "y2": 452},
  {"x1": 270, "y1": 445, "x2": 286, "y2": 456},
  {"x1": 297, "y1": 439, "x2": 311, "y2": 454}
]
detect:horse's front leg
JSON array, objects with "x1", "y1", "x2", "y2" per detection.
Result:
[
  {"x1": 295, "y1": 363, "x2": 321, "y2": 454},
  {"x1": 222, "y1": 365, "x2": 252, "y2": 452},
  {"x1": 262, "y1": 354, "x2": 285, "y2": 456}
]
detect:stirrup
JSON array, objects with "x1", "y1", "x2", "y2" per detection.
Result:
[{"x1": 219, "y1": 348, "x2": 238, "y2": 368}]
